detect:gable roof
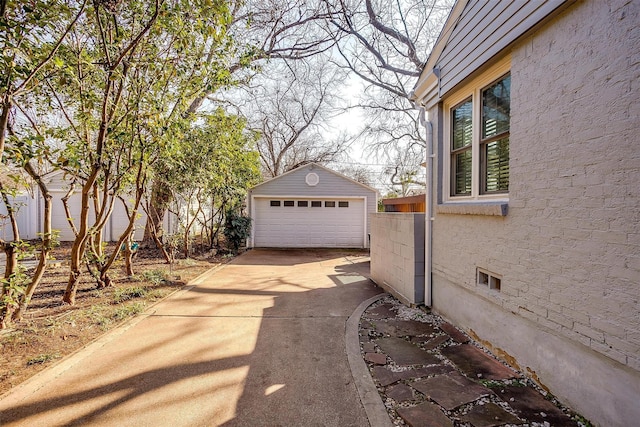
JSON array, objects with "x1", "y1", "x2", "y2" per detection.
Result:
[
  {"x1": 250, "y1": 163, "x2": 377, "y2": 194},
  {"x1": 411, "y1": 0, "x2": 571, "y2": 108}
]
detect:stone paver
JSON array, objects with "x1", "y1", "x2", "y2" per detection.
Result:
[
  {"x1": 362, "y1": 342, "x2": 376, "y2": 353},
  {"x1": 386, "y1": 383, "x2": 415, "y2": 402},
  {"x1": 461, "y1": 402, "x2": 522, "y2": 427},
  {"x1": 371, "y1": 365, "x2": 454, "y2": 387},
  {"x1": 499, "y1": 385, "x2": 577, "y2": 426},
  {"x1": 412, "y1": 334, "x2": 449, "y2": 350},
  {"x1": 397, "y1": 401, "x2": 454, "y2": 427},
  {"x1": 410, "y1": 365, "x2": 455, "y2": 380},
  {"x1": 373, "y1": 319, "x2": 437, "y2": 337},
  {"x1": 368, "y1": 303, "x2": 397, "y2": 319},
  {"x1": 441, "y1": 344, "x2": 516, "y2": 380},
  {"x1": 359, "y1": 296, "x2": 585, "y2": 427},
  {"x1": 411, "y1": 372, "x2": 493, "y2": 410},
  {"x1": 376, "y1": 337, "x2": 440, "y2": 366},
  {"x1": 439, "y1": 322, "x2": 470, "y2": 343},
  {"x1": 364, "y1": 352, "x2": 388, "y2": 365},
  {"x1": 371, "y1": 366, "x2": 407, "y2": 386}
]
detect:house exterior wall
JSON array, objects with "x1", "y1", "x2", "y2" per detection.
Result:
[
  {"x1": 427, "y1": 1, "x2": 640, "y2": 426},
  {"x1": 370, "y1": 213, "x2": 425, "y2": 305}
]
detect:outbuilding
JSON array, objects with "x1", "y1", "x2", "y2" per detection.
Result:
[{"x1": 248, "y1": 163, "x2": 377, "y2": 248}]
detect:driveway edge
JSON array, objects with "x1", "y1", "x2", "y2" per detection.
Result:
[{"x1": 346, "y1": 293, "x2": 393, "y2": 427}]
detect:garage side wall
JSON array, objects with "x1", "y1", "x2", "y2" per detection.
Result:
[{"x1": 369, "y1": 213, "x2": 425, "y2": 305}]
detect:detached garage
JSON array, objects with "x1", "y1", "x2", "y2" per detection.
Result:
[{"x1": 248, "y1": 163, "x2": 378, "y2": 248}]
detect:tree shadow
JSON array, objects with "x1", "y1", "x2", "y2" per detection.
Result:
[{"x1": 0, "y1": 249, "x2": 382, "y2": 426}]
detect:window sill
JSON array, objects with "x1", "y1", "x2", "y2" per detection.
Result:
[{"x1": 436, "y1": 201, "x2": 508, "y2": 216}]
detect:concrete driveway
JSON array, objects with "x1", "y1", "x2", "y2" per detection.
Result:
[{"x1": 0, "y1": 249, "x2": 382, "y2": 427}]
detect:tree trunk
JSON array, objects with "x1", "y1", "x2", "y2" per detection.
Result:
[
  {"x1": 13, "y1": 164, "x2": 53, "y2": 322},
  {"x1": 142, "y1": 179, "x2": 172, "y2": 247},
  {"x1": 0, "y1": 97, "x2": 11, "y2": 160},
  {"x1": 0, "y1": 188, "x2": 20, "y2": 329},
  {"x1": 124, "y1": 232, "x2": 134, "y2": 277},
  {"x1": 98, "y1": 181, "x2": 144, "y2": 287},
  {"x1": 63, "y1": 165, "x2": 101, "y2": 305}
]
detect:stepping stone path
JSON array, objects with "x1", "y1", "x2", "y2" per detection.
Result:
[{"x1": 359, "y1": 295, "x2": 588, "y2": 427}]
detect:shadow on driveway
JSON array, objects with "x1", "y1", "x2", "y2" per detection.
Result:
[{"x1": 0, "y1": 249, "x2": 382, "y2": 427}]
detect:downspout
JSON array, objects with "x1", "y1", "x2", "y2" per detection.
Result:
[{"x1": 418, "y1": 107, "x2": 434, "y2": 307}]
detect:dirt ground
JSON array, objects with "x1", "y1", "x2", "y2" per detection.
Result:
[{"x1": 0, "y1": 243, "x2": 231, "y2": 396}]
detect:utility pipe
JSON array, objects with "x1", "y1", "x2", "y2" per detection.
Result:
[{"x1": 418, "y1": 106, "x2": 434, "y2": 307}]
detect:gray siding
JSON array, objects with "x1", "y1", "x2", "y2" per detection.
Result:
[{"x1": 436, "y1": 0, "x2": 567, "y2": 96}]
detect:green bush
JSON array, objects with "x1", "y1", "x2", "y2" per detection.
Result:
[{"x1": 224, "y1": 210, "x2": 251, "y2": 253}]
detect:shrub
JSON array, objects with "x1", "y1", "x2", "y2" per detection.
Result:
[{"x1": 223, "y1": 210, "x2": 251, "y2": 253}]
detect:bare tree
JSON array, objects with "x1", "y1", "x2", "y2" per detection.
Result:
[
  {"x1": 226, "y1": 58, "x2": 352, "y2": 177},
  {"x1": 144, "y1": 0, "x2": 340, "y2": 244},
  {"x1": 324, "y1": 0, "x2": 452, "y2": 181}
]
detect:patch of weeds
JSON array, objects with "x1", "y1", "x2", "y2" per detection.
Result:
[
  {"x1": 43, "y1": 318, "x2": 64, "y2": 335},
  {"x1": 146, "y1": 288, "x2": 169, "y2": 300},
  {"x1": 504, "y1": 378, "x2": 528, "y2": 387},
  {"x1": 142, "y1": 269, "x2": 167, "y2": 286},
  {"x1": 113, "y1": 302, "x2": 145, "y2": 321},
  {"x1": 479, "y1": 379, "x2": 504, "y2": 388},
  {"x1": 177, "y1": 258, "x2": 197, "y2": 266},
  {"x1": 81, "y1": 304, "x2": 113, "y2": 329},
  {"x1": 113, "y1": 286, "x2": 148, "y2": 303},
  {"x1": 573, "y1": 414, "x2": 593, "y2": 427},
  {"x1": 26, "y1": 353, "x2": 60, "y2": 366},
  {"x1": 1, "y1": 330, "x2": 26, "y2": 345},
  {"x1": 91, "y1": 289, "x2": 106, "y2": 298}
]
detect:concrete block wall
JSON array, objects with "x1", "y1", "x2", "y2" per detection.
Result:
[
  {"x1": 429, "y1": 1, "x2": 640, "y2": 426},
  {"x1": 369, "y1": 213, "x2": 425, "y2": 305}
]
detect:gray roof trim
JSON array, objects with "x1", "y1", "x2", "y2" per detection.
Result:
[
  {"x1": 412, "y1": 0, "x2": 571, "y2": 108},
  {"x1": 249, "y1": 163, "x2": 378, "y2": 194}
]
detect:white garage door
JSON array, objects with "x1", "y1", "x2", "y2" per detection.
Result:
[{"x1": 253, "y1": 198, "x2": 365, "y2": 248}]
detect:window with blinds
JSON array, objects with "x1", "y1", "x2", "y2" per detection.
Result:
[
  {"x1": 451, "y1": 99, "x2": 473, "y2": 196},
  {"x1": 446, "y1": 72, "x2": 510, "y2": 199},
  {"x1": 481, "y1": 74, "x2": 510, "y2": 194}
]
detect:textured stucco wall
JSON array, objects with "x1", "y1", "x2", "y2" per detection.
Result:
[
  {"x1": 429, "y1": 1, "x2": 640, "y2": 426},
  {"x1": 370, "y1": 213, "x2": 425, "y2": 305}
]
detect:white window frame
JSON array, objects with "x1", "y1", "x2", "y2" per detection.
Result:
[{"x1": 443, "y1": 55, "x2": 511, "y2": 203}]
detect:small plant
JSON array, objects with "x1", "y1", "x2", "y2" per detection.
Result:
[
  {"x1": 142, "y1": 269, "x2": 168, "y2": 286},
  {"x1": 573, "y1": 414, "x2": 593, "y2": 427},
  {"x1": 0, "y1": 263, "x2": 29, "y2": 318},
  {"x1": 146, "y1": 288, "x2": 168, "y2": 300},
  {"x1": 479, "y1": 379, "x2": 504, "y2": 388},
  {"x1": 82, "y1": 304, "x2": 113, "y2": 329},
  {"x1": 113, "y1": 302, "x2": 145, "y2": 321},
  {"x1": 27, "y1": 353, "x2": 60, "y2": 366},
  {"x1": 113, "y1": 286, "x2": 148, "y2": 303}
]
